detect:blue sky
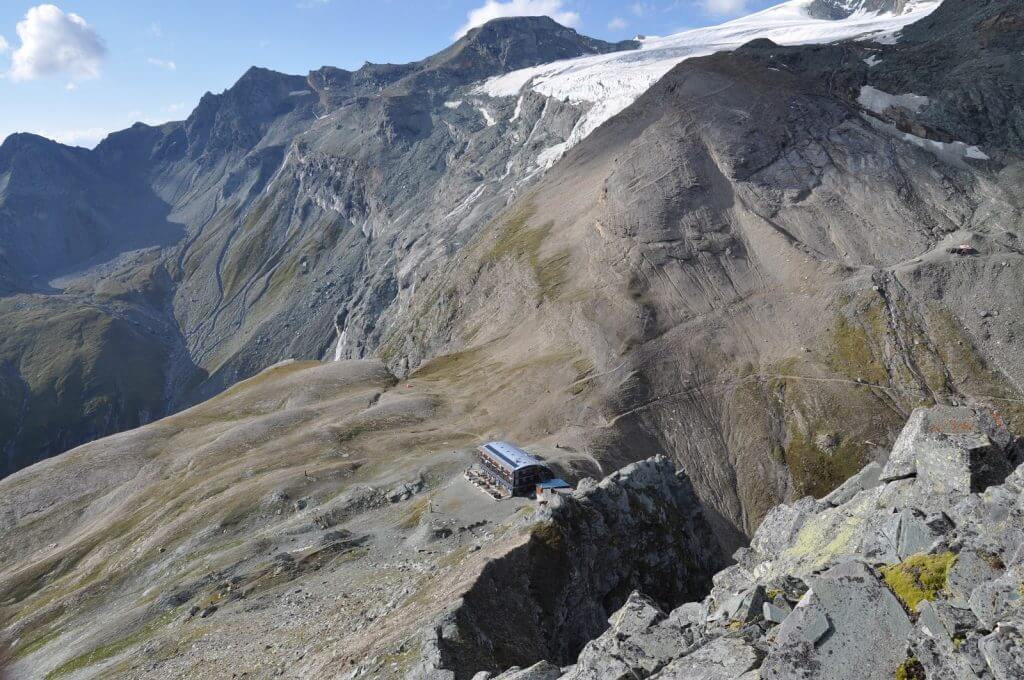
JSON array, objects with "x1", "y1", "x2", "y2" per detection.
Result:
[{"x1": 0, "y1": 1, "x2": 777, "y2": 148}]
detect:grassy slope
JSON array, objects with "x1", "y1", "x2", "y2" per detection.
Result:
[{"x1": 0, "y1": 353, "x2": 593, "y2": 678}]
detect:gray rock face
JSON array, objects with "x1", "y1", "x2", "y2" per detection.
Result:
[
  {"x1": 772, "y1": 589, "x2": 831, "y2": 649},
  {"x1": 763, "y1": 601, "x2": 792, "y2": 624},
  {"x1": 860, "y1": 507, "x2": 950, "y2": 563},
  {"x1": 821, "y1": 462, "x2": 882, "y2": 507},
  {"x1": 969, "y1": 566, "x2": 1024, "y2": 630},
  {"x1": 492, "y1": 661, "x2": 563, "y2": 680},
  {"x1": 711, "y1": 586, "x2": 767, "y2": 625},
  {"x1": 475, "y1": 407, "x2": 1024, "y2": 680},
  {"x1": 807, "y1": 0, "x2": 910, "y2": 21},
  {"x1": 979, "y1": 624, "x2": 1024, "y2": 680},
  {"x1": 945, "y1": 549, "x2": 1005, "y2": 605},
  {"x1": 750, "y1": 497, "x2": 821, "y2": 560}
]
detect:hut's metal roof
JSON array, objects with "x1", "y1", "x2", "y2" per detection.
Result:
[{"x1": 479, "y1": 441, "x2": 544, "y2": 472}]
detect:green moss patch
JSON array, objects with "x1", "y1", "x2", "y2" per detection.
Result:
[
  {"x1": 895, "y1": 656, "x2": 926, "y2": 680},
  {"x1": 881, "y1": 552, "x2": 957, "y2": 612},
  {"x1": 781, "y1": 426, "x2": 867, "y2": 499},
  {"x1": 826, "y1": 308, "x2": 888, "y2": 385}
]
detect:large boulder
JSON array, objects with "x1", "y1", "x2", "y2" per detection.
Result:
[
  {"x1": 750, "y1": 496, "x2": 822, "y2": 560},
  {"x1": 910, "y1": 600, "x2": 990, "y2": 680},
  {"x1": 761, "y1": 561, "x2": 913, "y2": 680},
  {"x1": 648, "y1": 636, "x2": 760, "y2": 680},
  {"x1": 881, "y1": 406, "x2": 1014, "y2": 495},
  {"x1": 821, "y1": 462, "x2": 883, "y2": 508},
  {"x1": 968, "y1": 565, "x2": 1024, "y2": 630},
  {"x1": 860, "y1": 507, "x2": 952, "y2": 564}
]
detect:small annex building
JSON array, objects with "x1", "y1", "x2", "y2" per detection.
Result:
[
  {"x1": 536, "y1": 478, "x2": 573, "y2": 499},
  {"x1": 476, "y1": 441, "x2": 555, "y2": 496}
]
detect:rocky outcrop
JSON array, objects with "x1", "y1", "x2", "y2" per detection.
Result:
[
  {"x1": 481, "y1": 405, "x2": 1023, "y2": 680},
  {"x1": 807, "y1": 0, "x2": 910, "y2": 21},
  {"x1": 418, "y1": 457, "x2": 728, "y2": 679}
]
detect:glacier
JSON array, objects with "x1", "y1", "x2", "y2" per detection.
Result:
[{"x1": 477, "y1": 0, "x2": 942, "y2": 166}]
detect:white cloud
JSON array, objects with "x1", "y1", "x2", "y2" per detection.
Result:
[
  {"x1": 147, "y1": 57, "x2": 177, "y2": 71},
  {"x1": 64, "y1": 81, "x2": 77, "y2": 91},
  {"x1": 630, "y1": 2, "x2": 650, "y2": 16},
  {"x1": 0, "y1": 35, "x2": 9, "y2": 53},
  {"x1": 608, "y1": 16, "x2": 628, "y2": 30},
  {"x1": 454, "y1": 0, "x2": 580, "y2": 39},
  {"x1": 703, "y1": 0, "x2": 749, "y2": 15},
  {"x1": 8, "y1": 5, "x2": 106, "y2": 82},
  {"x1": 16, "y1": 104, "x2": 190, "y2": 149},
  {"x1": 34, "y1": 126, "x2": 111, "y2": 148},
  {"x1": 148, "y1": 22, "x2": 162, "y2": 38}
]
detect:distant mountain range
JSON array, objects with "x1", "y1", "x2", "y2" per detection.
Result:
[{"x1": 0, "y1": 17, "x2": 638, "y2": 477}]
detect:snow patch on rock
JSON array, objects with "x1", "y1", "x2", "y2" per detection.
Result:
[
  {"x1": 865, "y1": 115, "x2": 991, "y2": 165},
  {"x1": 858, "y1": 85, "x2": 930, "y2": 114},
  {"x1": 476, "y1": 105, "x2": 497, "y2": 127}
]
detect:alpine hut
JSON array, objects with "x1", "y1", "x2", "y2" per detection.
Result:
[{"x1": 476, "y1": 441, "x2": 555, "y2": 496}]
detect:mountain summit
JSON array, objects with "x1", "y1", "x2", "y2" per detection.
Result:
[{"x1": 427, "y1": 16, "x2": 639, "y2": 81}]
